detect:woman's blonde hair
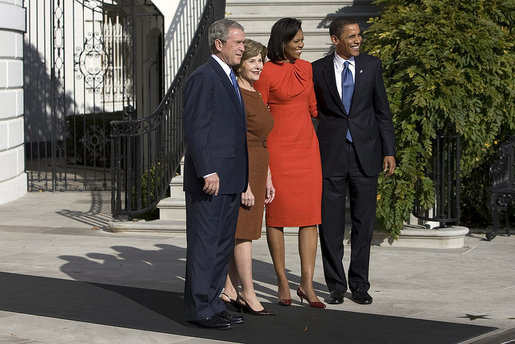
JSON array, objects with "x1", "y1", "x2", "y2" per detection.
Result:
[{"x1": 234, "y1": 39, "x2": 267, "y2": 76}]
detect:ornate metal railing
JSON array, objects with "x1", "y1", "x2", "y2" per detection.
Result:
[
  {"x1": 414, "y1": 133, "x2": 461, "y2": 227},
  {"x1": 110, "y1": 0, "x2": 226, "y2": 218}
]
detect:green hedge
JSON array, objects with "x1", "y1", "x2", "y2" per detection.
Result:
[{"x1": 363, "y1": 0, "x2": 514, "y2": 236}]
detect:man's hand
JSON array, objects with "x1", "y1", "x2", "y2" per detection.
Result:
[
  {"x1": 203, "y1": 173, "x2": 220, "y2": 196},
  {"x1": 383, "y1": 156, "x2": 396, "y2": 177},
  {"x1": 241, "y1": 184, "x2": 255, "y2": 207}
]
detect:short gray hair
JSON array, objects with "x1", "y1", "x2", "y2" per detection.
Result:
[{"x1": 208, "y1": 19, "x2": 244, "y2": 52}]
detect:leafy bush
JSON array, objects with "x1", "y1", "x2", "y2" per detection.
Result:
[
  {"x1": 132, "y1": 162, "x2": 168, "y2": 221},
  {"x1": 363, "y1": 0, "x2": 514, "y2": 236}
]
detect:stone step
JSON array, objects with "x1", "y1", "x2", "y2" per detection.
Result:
[
  {"x1": 157, "y1": 197, "x2": 185, "y2": 220},
  {"x1": 226, "y1": 0, "x2": 379, "y2": 62},
  {"x1": 169, "y1": 175, "x2": 184, "y2": 199},
  {"x1": 372, "y1": 226, "x2": 470, "y2": 249},
  {"x1": 109, "y1": 218, "x2": 300, "y2": 234},
  {"x1": 227, "y1": 2, "x2": 364, "y2": 17},
  {"x1": 158, "y1": 195, "x2": 351, "y2": 221},
  {"x1": 107, "y1": 218, "x2": 470, "y2": 249},
  {"x1": 108, "y1": 219, "x2": 187, "y2": 233},
  {"x1": 242, "y1": 31, "x2": 334, "y2": 52},
  {"x1": 228, "y1": 15, "x2": 378, "y2": 36},
  {"x1": 227, "y1": 0, "x2": 354, "y2": 4}
]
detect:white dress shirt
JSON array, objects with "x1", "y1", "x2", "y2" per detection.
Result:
[{"x1": 212, "y1": 54, "x2": 235, "y2": 84}]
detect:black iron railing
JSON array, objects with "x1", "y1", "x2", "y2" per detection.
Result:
[
  {"x1": 110, "y1": 0, "x2": 226, "y2": 218},
  {"x1": 414, "y1": 133, "x2": 461, "y2": 226}
]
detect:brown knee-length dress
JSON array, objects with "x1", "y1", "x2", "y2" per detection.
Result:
[{"x1": 235, "y1": 87, "x2": 274, "y2": 240}]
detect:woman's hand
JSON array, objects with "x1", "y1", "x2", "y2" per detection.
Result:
[
  {"x1": 265, "y1": 171, "x2": 275, "y2": 204},
  {"x1": 241, "y1": 184, "x2": 255, "y2": 207}
]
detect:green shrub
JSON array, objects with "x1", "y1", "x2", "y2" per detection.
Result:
[
  {"x1": 364, "y1": 0, "x2": 514, "y2": 236},
  {"x1": 132, "y1": 162, "x2": 168, "y2": 221}
]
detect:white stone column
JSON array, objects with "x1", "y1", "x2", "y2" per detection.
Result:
[{"x1": 0, "y1": 0, "x2": 27, "y2": 205}]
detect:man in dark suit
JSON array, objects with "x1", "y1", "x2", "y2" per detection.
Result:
[
  {"x1": 312, "y1": 17, "x2": 396, "y2": 305},
  {"x1": 182, "y1": 18, "x2": 248, "y2": 329}
]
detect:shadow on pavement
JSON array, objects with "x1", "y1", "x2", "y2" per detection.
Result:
[
  {"x1": 55, "y1": 191, "x2": 112, "y2": 229},
  {"x1": 59, "y1": 243, "x2": 330, "y2": 306},
  {"x1": 0, "y1": 271, "x2": 496, "y2": 344}
]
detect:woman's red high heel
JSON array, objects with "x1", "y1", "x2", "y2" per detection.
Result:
[
  {"x1": 297, "y1": 287, "x2": 326, "y2": 309},
  {"x1": 277, "y1": 297, "x2": 292, "y2": 306}
]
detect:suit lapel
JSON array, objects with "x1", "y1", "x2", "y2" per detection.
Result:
[
  {"x1": 351, "y1": 56, "x2": 364, "y2": 115},
  {"x1": 322, "y1": 55, "x2": 347, "y2": 116},
  {"x1": 208, "y1": 57, "x2": 243, "y2": 114}
]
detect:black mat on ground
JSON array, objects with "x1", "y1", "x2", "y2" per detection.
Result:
[{"x1": 0, "y1": 272, "x2": 496, "y2": 344}]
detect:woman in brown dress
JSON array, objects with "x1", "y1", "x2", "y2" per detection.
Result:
[{"x1": 221, "y1": 39, "x2": 276, "y2": 315}]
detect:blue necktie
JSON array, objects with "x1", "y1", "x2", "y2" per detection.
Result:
[
  {"x1": 230, "y1": 70, "x2": 242, "y2": 108},
  {"x1": 342, "y1": 61, "x2": 353, "y2": 142}
]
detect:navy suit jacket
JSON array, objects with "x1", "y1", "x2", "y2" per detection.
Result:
[
  {"x1": 182, "y1": 57, "x2": 248, "y2": 194},
  {"x1": 312, "y1": 53, "x2": 396, "y2": 177}
]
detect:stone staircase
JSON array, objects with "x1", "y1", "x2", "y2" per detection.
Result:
[
  {"x1": 225, "y1": 0, "x2": 380, "y2": 63},
  {"x1": 157, "y1": 175, "x2": 186, "y2": 222}
]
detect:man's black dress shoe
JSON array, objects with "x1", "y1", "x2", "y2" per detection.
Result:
[
  {"x1": 216, "y1": 310, "x2": 244, "y2": 325},
  {"x1": 325, "y1": 290, "x2": 345, "y2": 304},
  {"x1": 351, "y1": 288, "x2": 373, "y2": 305},
  {"x1": 188, "y1": 315, "x2": 231, "y2": 329}
]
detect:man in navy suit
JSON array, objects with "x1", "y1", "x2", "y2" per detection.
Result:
[
  {"x1": 312, "y1": 17, "x2": 396, "y2": 305},
  {"x1": 182, "y1": 18, "x2": 248, "y2": 329}
]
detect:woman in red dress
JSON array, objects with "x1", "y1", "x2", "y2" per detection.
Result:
[{"x1": 254, "y1": 18, "x2": 325, "y2": 308}]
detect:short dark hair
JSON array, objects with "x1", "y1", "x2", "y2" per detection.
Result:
[
  {"x1": 329, "y1": 17, "x2": 358, "y2": 38},
  {"x1": 267, "y1": 18, "x2": 302, "y2": 62}
]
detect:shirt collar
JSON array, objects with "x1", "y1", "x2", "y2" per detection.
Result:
[
  {"x1": 334, "y1": 53, "x2": 355, "y2": 68},
  {"x1": 212, "y1": 54, "x2": 233, "y2": 78}
]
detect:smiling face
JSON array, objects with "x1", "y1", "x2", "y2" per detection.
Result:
[
  {"x1": 215, "y1": 27, "x2": 245, "y2": 67},
  {"x1": 283, "y1": 29, "x2": 304, "y2": 61},
  {"x1": 239, "y1": 53, "x2": 264, "y2": 85},
  {"x1": 332, "y1": 23, "x2": 362, "y2": 60}
]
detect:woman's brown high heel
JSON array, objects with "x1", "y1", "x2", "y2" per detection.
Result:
[{"x1": 297, "y1": 287, "x2": 326, "y2": 309}]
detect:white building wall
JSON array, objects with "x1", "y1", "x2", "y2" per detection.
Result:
[{"x1": 0, "y1": 0, "x2": 27, "y2": 205}]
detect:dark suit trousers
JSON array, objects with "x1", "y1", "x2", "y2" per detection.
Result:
[
  {"x1": 319, "y1": 140, "x2": 378, "y2": 293},
  {"x1": 183, "y1": 192, "x2": 239, "y2": 321}
]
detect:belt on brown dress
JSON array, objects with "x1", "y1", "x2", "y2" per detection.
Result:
[{"x1": 247, "y1": 140, "x2": 267, "y2": 148}]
